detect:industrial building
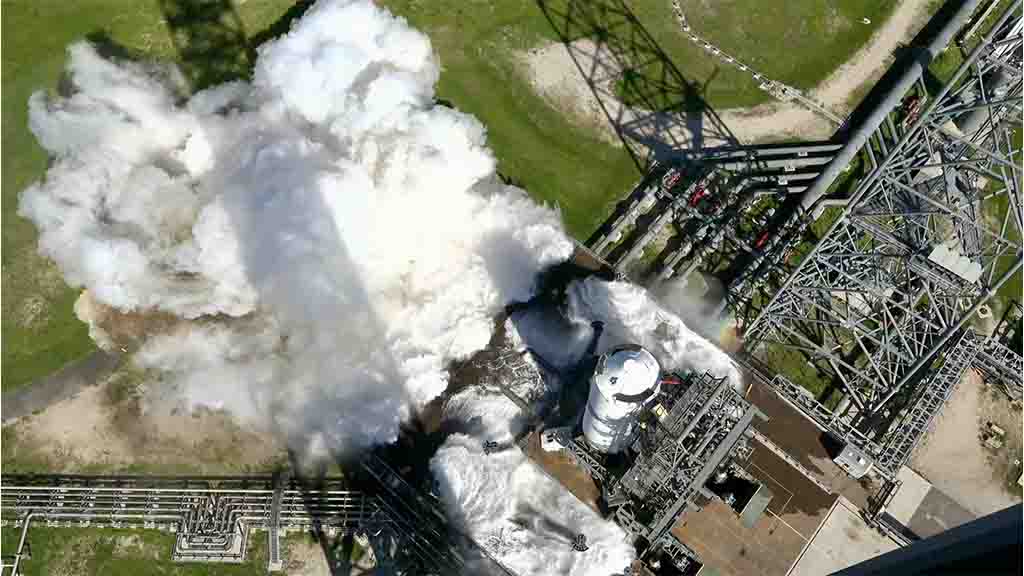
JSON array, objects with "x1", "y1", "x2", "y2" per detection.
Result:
[{"x1": 513, "y1": 339, "x2": 766, "y2": 575}]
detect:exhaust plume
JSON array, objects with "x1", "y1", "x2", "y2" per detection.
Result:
[
  {"x1": 431, "y1": 389, "x2": 635, "y2": 575},
  {"x1": 20, "y1": 2, "x2": 742, "y2": 573},
  {"x1": 567, "y1": 278, "x2": 742, "y2": 389},
  {"x1": 18, "y1": 0, "x2": 572, "y2": 453}
]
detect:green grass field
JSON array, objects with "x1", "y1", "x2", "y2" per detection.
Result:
[
  {"x1": 0, "y1": 526, "x2": 272, "y2": 576},
  {"x1": 0, "y1": 0, "x2": 905, "y2": 392},
  {"x1": 0, "y1": 526, "x2": 367, "y2": 576},
  {"x1": 985, "y1": 124, "x2": 1023, "y2": 312},
  {"x1": 633, "y1": 0, "x2": 901, "y2": 104}
]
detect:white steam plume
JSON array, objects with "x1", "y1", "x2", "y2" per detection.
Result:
[
  {"x1": 428, "y1": 278, "x2": 741, "y2": 575},
  {"x1": 18, "y1": 0, "x2": 572, "y2": 454},
  {"x1": 567, "y1": 277, "x2": 742, "y2": 389},
  {"x1": 431, "y1": 389, "x2": 635, "y2": 575},
  {"x1": 20, "y1": 2, "x2": 741, "y2": 573},
  {"x1": 650, "y1": 275, "x2": 730, "y2": 342}
]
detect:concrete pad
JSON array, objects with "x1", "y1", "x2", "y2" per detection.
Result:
[
  {"x1": 886, "y1": 467, "x2": 932, "y2": 526},
  {"x1": 675, "y1": 499, "x2": 806, "y2": 576},
  {"x1": 746, "y1": 381, "x2": 880, "y2": 509},
  {"x1": 673, "y1": 443, "x2": 836, "y2": 576},
  {"x1": 789, "y1": 498, "x2": 899, "y2": 576},
  {"x1": 907, "y1": 487, "x2": 976, "y2": 538}
]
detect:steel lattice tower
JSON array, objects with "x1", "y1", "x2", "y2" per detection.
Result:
[{"x1": 742, "y1": 5, "x2": 1022, "y2": 475}]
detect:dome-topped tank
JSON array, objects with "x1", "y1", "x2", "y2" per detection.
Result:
[{"x1": 582, "y1": 344, "x2": 661, "y2": 453}]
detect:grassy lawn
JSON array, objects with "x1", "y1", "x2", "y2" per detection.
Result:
[
  {"x1": 679, "y1": 0, "x2": 900, "y2": 95},
  {"x1": 0, "y1": 526, "x2": 271, "y2": 576},
  {"x1": 1, "y1": 0, "x2": 911, "y2": 392},
  {"x1": 0, "y1": 526, "x2": 368, "y2": 576},
  {"x1": 758, "y1": 343, "x2": 832, "y2": 398}
]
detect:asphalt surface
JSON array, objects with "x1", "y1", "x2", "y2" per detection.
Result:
[{"x1": 1, "y1": 350, "x2": 122, "y2": 424}]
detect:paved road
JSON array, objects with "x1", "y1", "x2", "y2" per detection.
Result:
[{"x1": 2, "y1": 351, "x2": 122, "y2": 424}]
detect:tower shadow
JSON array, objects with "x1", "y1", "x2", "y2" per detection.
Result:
[
  {"x1": 157, "y1": 0, "x2": 255, "y2": 91},
  {"x1": 536, "y1": 0, "x2": 740, "y2": 171}
]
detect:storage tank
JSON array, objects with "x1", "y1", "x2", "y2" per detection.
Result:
[{"x1": 582, "y1": 344, "x2": 661, "y2": 453}]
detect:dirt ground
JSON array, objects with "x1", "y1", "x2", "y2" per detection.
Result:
[
  {"x1": 3, "y1": 368, "x2": 286, "y2": 474},
  {"x1": 519, "y1": 0, "x2": 933, "y2": 144},
  {"x1": 282, "y1": 534, "x2": 376, "y2": 576},
  {"x1": 910, "y1": 370, "x2": 1023, "y2": 516},
  {"x1": 283, "y1": 537, "x2": 333, "y2": 576},
  {"x1": 74, "y1": 291, "x2": 185, "y2": 354}
]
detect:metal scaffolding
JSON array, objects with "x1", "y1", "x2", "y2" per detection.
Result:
[
  {"x1": 874, "y1": 329, "x2": 982, "y2": 474},
  {"x1": 974, "y1": 301, "x2": 1024, "y2": 399},
  {"x1": 593, "y1": 372, "x2": 765, "y2": 572},
  {"x1": 742, "y1": 4, "x2": 1022, "y2": 476},
  {"x1": 0, "y1": 457, "x2": 514, "y2": 575}
]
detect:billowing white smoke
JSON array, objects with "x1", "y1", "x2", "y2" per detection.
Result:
[
  {"x1": 18, "y1": 0, "x2": 573, "y2": 453},
  {"x1": 568, "y1": 277, "x2": 742, "y2": 389},
  {"x1": 429, "y1": 279, "x2": 741, "y2": 575},
  {"x1": 432, "y1": 389, "x2": 635, "y2": 576},
  {"x1": 650, "y1": 275, "x2": 729, "y2": 342},
  {"x1": 20, "y1": 1, "x2": 741, "y2": 573}
]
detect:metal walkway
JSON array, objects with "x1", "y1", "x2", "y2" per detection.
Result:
[{"x1": 0, "y1": 462, "x2": 515, "y2": 575}]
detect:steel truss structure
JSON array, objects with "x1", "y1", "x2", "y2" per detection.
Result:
[
  {"x1": 743, "y1": 4, "x2": 1023, "y2": 477},
  {"x1": 585, "y1": 142, "x2": 842, "y2": 286},
  {"x1": 974, "y1": 301, "x2": 1024, "y2": 399},
  {"x1": 558, "y1": 372, "x2": 764, "y2": 573},
  {"x1": 1, "y1": 457, "x2": 513, "y2": 576}
]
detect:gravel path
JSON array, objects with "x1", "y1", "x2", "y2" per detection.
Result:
[
  {"x1": 2, "y1": 350, "x2": 121, "y2": 424},
  {"x1": 719, "y1": 0, "x2": 937, "y2": 140}
]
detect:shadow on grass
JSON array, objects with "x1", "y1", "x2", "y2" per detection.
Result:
[
  {"x1": 535, "y1": 0, "x2": 738, "y2": 170},
  {"x1": 249, "y1": 0, "x2": 316, "y2": 49},
  {"x1": 156, "y1": 0, "x2": 254, "y2": 91},
  {"x1": 155, "y1": 0, "x2": 316, "y2": 93}
]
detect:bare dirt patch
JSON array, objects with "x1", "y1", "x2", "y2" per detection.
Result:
[
  {"x1": 112, "y1": 533, "x2": 162, "y2": 560},
  {"x1": 284, "y1": 537, "x2": 333, "y2": 576},
  {"x1": 5, "y1": 368, "x2": 286, "y2": 474},
  {"x1": 283, "y1": 534, "x2": 376, "y2": 575},
  {"x1": 74, "y1": 291, "x2": 186, "y2": 353},
  {"x1": 519, "y1": 0, "x2": 934, "y2": 144},
  {"x1": 910, "y1": 370, "x2": 1023, "y2": 516},
  {"x1": 516, "y1": 42, "x2": 626, "y2": 146}
]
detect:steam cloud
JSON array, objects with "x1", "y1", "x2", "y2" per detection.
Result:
[
  {"x1": 429, "y1": 282, "x2": 741, "y2": 575},
  {"x1": 19, "y1": 1, "x2": 741, "y2": 574},
  {"x1": 19, "y1": 0, "x2": 572, "y2": 453},
  {"x1": 431, "y1": 389, "x2": 636, "y2": 575},
  {"x1": 568, "y1": 278, "x2": 742, "y2": 388}
]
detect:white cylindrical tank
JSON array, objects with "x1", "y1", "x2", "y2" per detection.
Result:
[{"x1": 582, "y1": 344, "x2": 661, "y2": 453}]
